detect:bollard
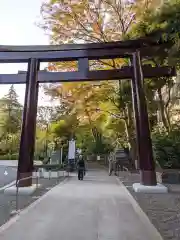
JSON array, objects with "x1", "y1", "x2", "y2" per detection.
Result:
[
  {"x1": 36, "y1": 171, "x2": 38, "y2": 188},
  {"x1": 57, "y1": 170, "x2": 60, "y2": 183},
  {"x1": 14, "y1": 175, "x2": 35, "y2": 214},
  {"x1": 49, "y1": 170, "x2": 51, "y2": 180},
  {"x1": 16, "y1": 181, "x2": 19, "y2": 212}
]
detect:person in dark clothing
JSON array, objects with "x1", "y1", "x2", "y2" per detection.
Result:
[
  {"x1": 123, "y1": 147, "x2": 129, "y2": 156},
  {"x1": 77, "y1": 155, "x2": 86, "y2": 180}
]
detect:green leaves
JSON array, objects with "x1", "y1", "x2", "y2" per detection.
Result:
[
  {"x1": 40, "y1": 0, "x2": 143, "y2": 44},
  {"x1": 40, "y1": 0, "x2": 180, "y2": 157},
  {"x1": 0, "y1": 85, "x2": 22, "y2": 156},
  {"x1": 152, "y1": 125, "x2": 180, "y2": 169},
  {"x1": 0, "y1": 85, "x2": 22, "y2": 135}
]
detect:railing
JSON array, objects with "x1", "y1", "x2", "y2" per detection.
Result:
[
  {"x1": 4, "y1": 166, "x2": 70, "y2": 214},
  {"x1": 15, "y1": 175, "x2": 37, "y2": 213},
  {"x1": 34, "y1": 164, "x2": 70, "y2": 176}
]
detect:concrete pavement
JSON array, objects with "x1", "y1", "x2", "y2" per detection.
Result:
[
  {"x1": 0, "y1": 170, "x2": 162, "y2": 240},
  {"x1": 0, "y1": 166, "x2": 16, "y2": 189}
]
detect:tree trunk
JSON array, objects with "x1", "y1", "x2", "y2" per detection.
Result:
[
  {"x1": 18, "y1": 172, "x2": 32, "y2": 187},
  {"x1": 123, "y1": 107, "x2": 136, "y2": 169},
  {"x1": 164, "y1": 107, "x2": 171, "y2": 131},
  {"x1": 85, "y1": 109, "x2": 97, "y2": 141},
  {"x1": 157, "y1": 88, "x2": 170, "y2": 131},
  {"x1": 129, "y1": 138, "x2": 137, "y2": 169}
]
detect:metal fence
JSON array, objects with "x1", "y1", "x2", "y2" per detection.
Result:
[{"x1": 3, "y1": 166, "x2": 69, "y2": 214}]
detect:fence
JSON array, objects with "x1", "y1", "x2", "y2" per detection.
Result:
[{"x1": 3, "y1": 166, "x2": 69, "y2": 214}]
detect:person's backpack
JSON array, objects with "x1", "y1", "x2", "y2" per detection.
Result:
[{"x1": 78, "y1": 159, "x2": 85, "y2": 168}]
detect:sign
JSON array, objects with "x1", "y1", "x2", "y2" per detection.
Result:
[
  {"x1": 50, "y1": 150, "x2": 60, "y2": 164},
  {"x1": 68, "y1": 140, "x2": 76, "y2": 160}
]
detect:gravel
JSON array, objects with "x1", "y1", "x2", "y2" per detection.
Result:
[
  {"x1": 118, "y1": 171, "x2": 180, "y2": 240},
  {"x1": 0, "y1": 177, "x2": 65, "y2": 227}
]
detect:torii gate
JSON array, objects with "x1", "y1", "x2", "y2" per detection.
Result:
[{"x1": 0, "y1": 38, "x2": 175, "y2": 189}]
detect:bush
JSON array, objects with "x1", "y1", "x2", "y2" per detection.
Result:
[
  {"x1": 35, "y1": 164, "x2": 64, "y2": 171},
  {"x1": 90, "y1": 138, "x2": 114, "y2": 155},
  {"x1": 152, "y1": 126, "x2": 180, "y2": 169},
  {"x1": 0, "y1": 153, "x2": 19, "y2": 160}
]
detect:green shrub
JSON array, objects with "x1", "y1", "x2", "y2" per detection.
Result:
[
  {"x1": 0, "y1": 153, "x2": 19, "y2": 160},
  {"x1": 152, "y1": 125, "x2": 180, "y2": 169},
  {"x1": 39, "y1": 164, "x2": 63, "y2": 171},
  {"x1": 11, "y1": 153, "x2": 19, "y2": 160},
  {"x1": 90, "y1": 139, "x2": 113, "y2": 155},
  {"x1": 0, "y1": 155, "x2": 8, "y2": 160}
]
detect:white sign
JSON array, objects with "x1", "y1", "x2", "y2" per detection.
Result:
[
  {"x1": 51, "y1": 150, "x2": 60, "y2": 164},
  {"x1": 68, "y1": 140, "x2": 76, "y2": 159}
]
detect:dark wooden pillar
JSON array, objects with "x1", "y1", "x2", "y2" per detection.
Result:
[
  {"x1": 131, "y1": 72, "x2": 141, "y2": 168},
  {"x1": 129, "y1": 59, "x2": 141, "y2": 169},
  {"x1": 29, "y1": 78, "x2": 39, "y2": 166},
  {"x1": 17, "y1": 58, "x2": 39, "y2": 187},
  {"x1": 132, "y1": 51, "x2": 157, "y2": 186}
]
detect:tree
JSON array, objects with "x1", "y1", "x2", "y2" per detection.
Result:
[
  {"x1": 51, "y1": 114, "x2": 79, "y2": 142},
  {"x1": 0, "y1": 85, "x2": 22, "y2": 136},
  {"x1": 0, "y1": 85, "x2": 22, "y2": 156},
  {"x1": 44, "y1": 82, "x2": 106, "y2": 139},
  {"x1": 41, "y1": 0, "x2": 133, "y2": 43},
  {"x1": 40, "y1": 0, "x2": 164, "y2": 162},
  {"x1": 128, "y1": 0, "x2": 180, "y2": 131}
]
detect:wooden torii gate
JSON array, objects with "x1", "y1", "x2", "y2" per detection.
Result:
[{"x1": 0, "y1": 38, "x2": 176, "y2": 187}]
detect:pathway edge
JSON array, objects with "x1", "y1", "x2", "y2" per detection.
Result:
[
  {"x1": 0, "y1": 177, "x2": 68, "y2": 234},
  {"x1": 0, "y1": 181, "x2": 16, "y2": 192},
  {"x1": 116, "y1": 177, "x2": 163, "y2": 240}
]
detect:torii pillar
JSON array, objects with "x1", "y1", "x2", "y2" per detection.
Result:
[
  {"x1": 17, "y1": 58, "x2": 39, "y2": 187},
  {"x1": 131, "y1": 51, "x2": 167, "y2": 193}
]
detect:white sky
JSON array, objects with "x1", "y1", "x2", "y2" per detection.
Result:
[{"x1": 0, "y1": 0, "x2": 52, "y2": 106}]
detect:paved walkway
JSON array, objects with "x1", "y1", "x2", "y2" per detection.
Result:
[{"x1": 0, "y1": 170, "x2": 162, "y2": 240}]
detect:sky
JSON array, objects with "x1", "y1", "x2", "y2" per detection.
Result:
[{"x1": 0, "y1": 0, "x2": 52, "y2": 106}]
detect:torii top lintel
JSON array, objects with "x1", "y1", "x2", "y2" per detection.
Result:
[
  {"x1": 0, "y1": 34, "x2": 166, "y2": 63},
  {"x1": 0, "y1": 33, "x2": 175, "y2": 84}
]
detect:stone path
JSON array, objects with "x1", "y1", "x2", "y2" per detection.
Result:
[
  {"x1": 0, "y1": 178, "x2": 60, "y2": 227},
  {"x1": 0, "y1": 170, "x2": 162, "y2": 240},
  {"x1": 0, "y1": 166, "x2": 16, "y2": 188}
]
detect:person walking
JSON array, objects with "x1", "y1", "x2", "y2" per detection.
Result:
[
  {"x1": 77, "y1": 155, "x2": 86, "y2": 180},
  {"x1": 108, "y1": 153, "x2": 117, "y2": 176}
]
